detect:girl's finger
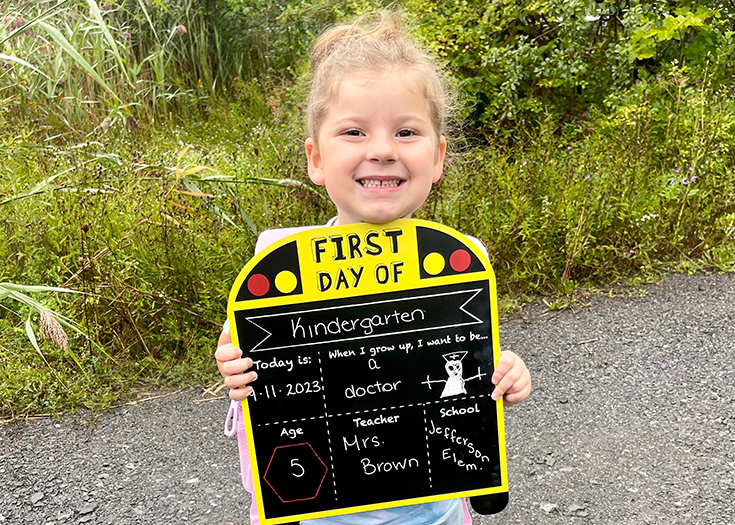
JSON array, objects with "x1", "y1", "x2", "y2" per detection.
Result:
[
  {"x1": 491, "y1": 352, "x2": 520, "y2": 384},
  {"x1": 491, "y1": 364, "x2": 522, "y2": 400},
  {"x1": 215, "y1": 343, "x2": 242, "y2": 363},
  {"x1": 219, "y1": 357, "x2": 254, "y2": 376},
  {"x1": 503, "y1": 380, "x2": 532, "y2": 406},
  {"x1": 229, "y1": 385, "x2": 253, "y2": 401},
  {"x1": 224, "y1": 370, "x2": 258, "y2": 389}
]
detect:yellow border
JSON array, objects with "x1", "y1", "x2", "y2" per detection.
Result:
[{"x1": 228, "y1": 219, "x2": 508, "y2": 524}]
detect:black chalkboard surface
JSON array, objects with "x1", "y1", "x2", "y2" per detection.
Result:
[{"x1": 228, "y1": 219, "x2": 508, "y2": 524}]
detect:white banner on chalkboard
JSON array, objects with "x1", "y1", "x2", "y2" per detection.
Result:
[{"x1": 241, "y1": 288, "x2": 483, "y2": 352}]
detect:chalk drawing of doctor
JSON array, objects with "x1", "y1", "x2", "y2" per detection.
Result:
[{"x1": 422, "y1": 351, "x2": 487, "y2": 398}]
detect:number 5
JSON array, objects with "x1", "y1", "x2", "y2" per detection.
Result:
[{"x1": 291, "y1": 458, "x2": 305, "y2": 478}]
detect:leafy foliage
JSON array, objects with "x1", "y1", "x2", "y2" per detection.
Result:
[{"x1": 404, "y1": 0, "x2": 735, "y2": 134}]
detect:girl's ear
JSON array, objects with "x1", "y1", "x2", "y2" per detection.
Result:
[
  {"x1": 432, "y1": 135, "x2": 447, "y2": 183},
  {"x1": 305, "y1": 137, "x2": 326, "y2": 186}
]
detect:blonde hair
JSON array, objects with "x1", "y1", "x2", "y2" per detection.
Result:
[{"x1": 307, "y1": 11, "x2": 452, "y2": 141}]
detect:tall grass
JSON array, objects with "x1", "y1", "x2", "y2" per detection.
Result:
[
  {"x1": 1, "y1": 0, "x2": 226, "y2": 133},
  {"x1": 0, "y1": 99, "x2": 330, "y2": 416}
]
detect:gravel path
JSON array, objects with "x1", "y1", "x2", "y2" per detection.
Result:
[{"x1": 1, "y1": 273, "x2": 733, "y2": 525}]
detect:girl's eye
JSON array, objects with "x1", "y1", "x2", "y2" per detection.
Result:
[
  {"x1": 397, "y1": 129, "x2": 417, "y2": 138},
  {"x1": 342, "y1": 129, "x2": 363, "y2": 137}
]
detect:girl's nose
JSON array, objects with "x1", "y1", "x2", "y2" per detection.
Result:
[{"x1": 366, "y1": 133, "x2": 398, "y2": 163}]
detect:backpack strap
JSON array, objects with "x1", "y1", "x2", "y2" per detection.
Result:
[{"x1": 224, "y1": 399, "x2": 239, "y2": 437}]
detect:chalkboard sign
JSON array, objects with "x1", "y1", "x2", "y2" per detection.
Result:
[{"x1": 228, "y1": 219, "x2": 508, "y2": 524}]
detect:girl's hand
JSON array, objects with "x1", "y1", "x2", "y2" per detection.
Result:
[
  {"x1": 215, "y1": 331, "x2": 258, "y2": 401},
  {"x1": 490, "y1": 351, "x2": 531, "y2": 406}
]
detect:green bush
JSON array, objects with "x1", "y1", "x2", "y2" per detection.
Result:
[{"x1": 404, "y1": 0, "x2": 734, "y2": 135}]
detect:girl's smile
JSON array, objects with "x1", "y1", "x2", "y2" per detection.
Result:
[
  {"x1": 357, "y1": 176, "x2": 403, "y2": 189},
  {"x1": 305, "y1": 73, "x2": 446, "y2": 226}
]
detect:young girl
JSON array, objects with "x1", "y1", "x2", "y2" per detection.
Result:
[{"x1": 216, "y1": 11, "x2": 532, "y2": 524}]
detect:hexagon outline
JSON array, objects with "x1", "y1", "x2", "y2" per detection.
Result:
[{"x1": 263, "y1": 442, "x2": 328, "y2": 503}]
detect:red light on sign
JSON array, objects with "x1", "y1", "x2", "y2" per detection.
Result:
[
  {"x1": 449, "y1": 249, "x2": 471, "y2": 272},
  {"x1": 247, "y1": 274, "x2": 270, "y2": 297}
]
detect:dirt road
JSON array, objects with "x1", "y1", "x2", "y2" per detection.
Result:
[{"x1": 2, "y1": 273, "x2": 733, "y2": 524}]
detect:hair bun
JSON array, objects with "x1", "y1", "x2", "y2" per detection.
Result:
[{"x1": 310, "y1": 11, "x2": 403, "y2": 74}]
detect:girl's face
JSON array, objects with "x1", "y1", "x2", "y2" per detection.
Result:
[{"x1": 305, "y1": 73, "x2": 446, "y2": 226}]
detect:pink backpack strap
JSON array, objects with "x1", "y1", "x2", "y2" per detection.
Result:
[
  {"x1": 224, "y1": 400, "x2": 260, "y2": 523},
  {"x1": 224, "y1": 399, "x2": 238, "y2": 437},
  {"x1": 462, "y1": 498, "x2": 473, "y2": 524}
]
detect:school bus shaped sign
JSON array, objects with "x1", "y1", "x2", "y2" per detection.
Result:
[{"x1": 228, "y1": 219, "x2": 508, "y2": 524}]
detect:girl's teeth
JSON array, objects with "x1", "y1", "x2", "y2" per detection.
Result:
[{"x1": 360, "y1": 179, "x2": 400, "y2": 188}]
